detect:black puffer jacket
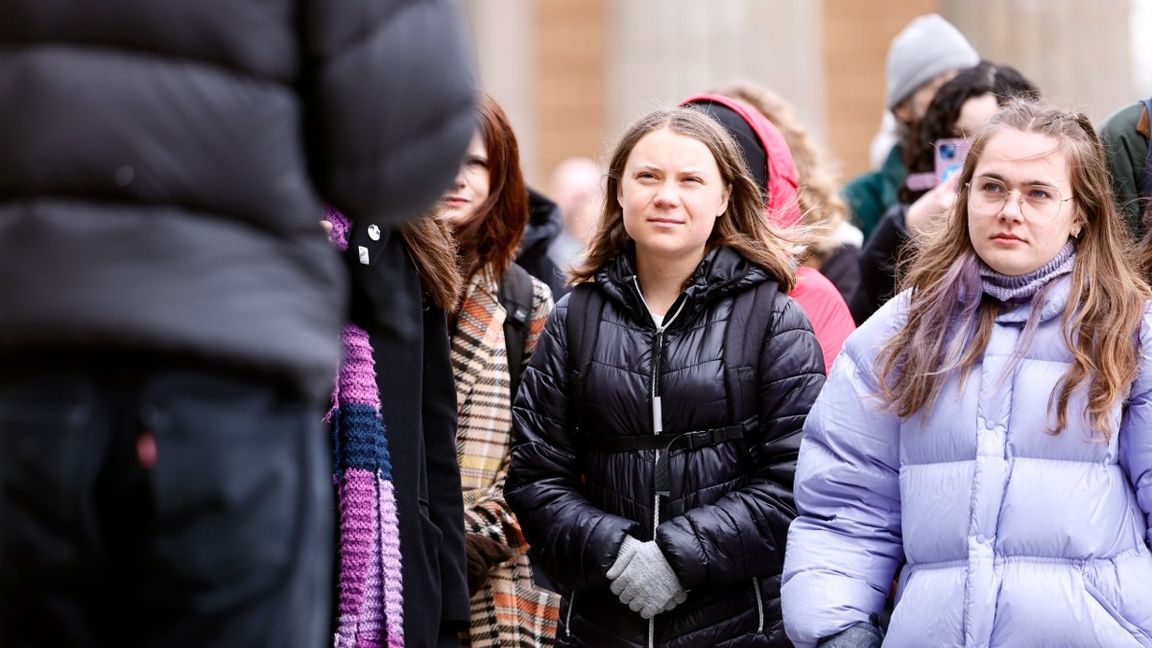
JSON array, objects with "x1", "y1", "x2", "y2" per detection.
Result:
[
  {"x1": 0, "y1": 0, "x2": 475, "y2": 397},
  {"x1": 507, "y1": 247, "x2": 825, "y2": 647}
]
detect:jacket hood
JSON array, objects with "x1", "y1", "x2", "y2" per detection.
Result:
[
  {"x1": 681, "y1": 93, "x2": 803, "y2": 229},
  {"x1": 520, "y1": 187, "x2": 563, "y2": 253},
  {"x1": 595, "y1": 245, "x2": 769, "y2": 326}
]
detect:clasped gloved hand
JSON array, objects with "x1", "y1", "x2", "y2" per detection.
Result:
[
  {"x1": 606, "y1": 536, "x2": 687, "y2": 619},
  {"x1": 817, "y1": 620, "x2": 885, "y2": 648},
  {"x1": 465, "y1": 532, "x2": 514, "y2": 595}
]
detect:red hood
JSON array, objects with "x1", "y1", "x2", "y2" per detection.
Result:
[{"x1": 681, "y1": 93, "x2": 803, "y2": 229}]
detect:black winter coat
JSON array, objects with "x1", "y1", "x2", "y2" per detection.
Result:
[
  {"x1": 506, "y1": 247, "x2": 825, "y2": 647},
  {"x1": 848, "y1": 203, "x2": 910, "y2": 325},
  {"x1": 0, "y1": 0, "x2": 475, "y2": 398},
  {"x1": 371, "y1": 233, "x2": 469, "y2": 647}
]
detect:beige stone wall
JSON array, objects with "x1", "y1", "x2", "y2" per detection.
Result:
[
  {"x1": 462, "y1": 0, "x2": 1146, "y2": 186},
  {"x1": 603, "y1": 0, "x2": 823, "y2": 159},
  {"x1": 534, "y1": 0, "x2": 608, "y2": 186},
  {"x1": 944, "y1": 0, "x2": 1137, "y2": 121},
  {"x1": 821, "y1": 0, "x2": 937, "y2": 176},
  {"x1": 464, "y1": 0, "x2": 607, "y2": 188},
  {"x1": 462, "y1": 0, "x2": 538, "y2": 182}
]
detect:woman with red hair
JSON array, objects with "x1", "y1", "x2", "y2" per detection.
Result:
[{"x1": 442, "y1": 91, "x2": 559, "y2": 647}]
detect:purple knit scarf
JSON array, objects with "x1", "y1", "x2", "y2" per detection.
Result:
[{"x1": 327, "y1": 209, "x2": 405, "y2": 648}]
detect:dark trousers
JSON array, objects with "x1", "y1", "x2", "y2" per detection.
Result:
[{"x1": 0, "y1": 362, "x2": 332, "y2": 648}]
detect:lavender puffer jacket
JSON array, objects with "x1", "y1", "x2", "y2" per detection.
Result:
[{"x1": 782, "y1": 277, "x2": 1152, "y2": 648}]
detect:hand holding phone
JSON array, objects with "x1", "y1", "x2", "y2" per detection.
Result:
[
  {"x1": 934, "y1": 138, "x2": 971, "y2": 184},
  {"x1": 906, "y1": 173, "x2": 960, "y2": 237}
]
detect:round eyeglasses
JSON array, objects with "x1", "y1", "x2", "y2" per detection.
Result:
[{"x1": 966, "y1": 177, "x2": 1074, "y2": 223}]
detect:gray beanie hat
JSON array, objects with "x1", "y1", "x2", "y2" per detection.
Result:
[{"x1": 885, "y1": 14, "x2": 979, "y2": 110}]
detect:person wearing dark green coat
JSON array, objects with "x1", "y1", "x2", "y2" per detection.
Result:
[
  {"x1": 1100, "y1": 99, "x2": 1151, "y2": 237},
  {"x1": 843, "y1": 144, "x2": 907, "y2": 241}
]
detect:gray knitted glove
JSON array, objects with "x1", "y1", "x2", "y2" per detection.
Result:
[
  {"x1": 606, "y1": 537, "x2": 686, "y2": 619},
  {"x1": 817, "y1": 621, "x2": 884, "y2": 648},
  {"x1": 662, "y1": 588, "x2": 688, "y2": 612}
]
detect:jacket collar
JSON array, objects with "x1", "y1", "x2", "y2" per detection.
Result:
[
  {"x1": 595, "y1": 245, "x2": 769, "y2": 327},
  {"x1": 993, "y1": 275, "x2": 1072, "y2": 325}
]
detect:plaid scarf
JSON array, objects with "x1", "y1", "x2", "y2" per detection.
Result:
[{"x1": 327, "y1": 209, "x2": 405, "y2": 648}]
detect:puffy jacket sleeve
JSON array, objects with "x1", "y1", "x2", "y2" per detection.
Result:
[
  {"x1": 655, "y1": 294, "x2": 825, "y2": 589},
  {"x1": 302, "y1": 0, "x2": 475, "y2": 225},
  {"x1": 781, "y1": 304, "x2": 905, "y2": 648},
  {"x1": 1120, "y1": 303, "x2": 1152, "y2": 549},
  {"x1": 505, "y1": 294, "x2": 641, "y2": 591}
]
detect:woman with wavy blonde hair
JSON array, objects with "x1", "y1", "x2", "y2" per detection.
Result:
[
  {"x1": 716, "y1": 81, "x2": 862, "y2": 295},
  {"x1": 783, "y1": 99, "x2": 1152, "y2": 647}
]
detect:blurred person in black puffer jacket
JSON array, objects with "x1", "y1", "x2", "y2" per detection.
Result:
[{"x1": 0, "y1": 2, "x2": 475, "y2": 646}]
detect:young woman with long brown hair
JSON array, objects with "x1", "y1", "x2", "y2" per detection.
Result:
[
  {"x1": 506, "y1": 106, "x2": 824, "y2": 646},
  {"x1": 783, "y1": 99, "x2": 1152, "y2": 648}
]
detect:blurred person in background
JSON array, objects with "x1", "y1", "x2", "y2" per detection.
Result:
[
  {"x1": 783, "y1": 100, "x2": 1152, "y2": 648},
  {"x1": 547, "y1": 156, "x2": 605, "y2": 281},
  {"x1": 325, "y1": 209, "x2": 470, "y2": 648},
  {"x1": 682, "y1": 93, "x2": 856, "y2": 373},
  {"x1": 843, "y1": 13, "x2": 979, "y2": 240},
  {"x1": 868, "y1": 112, "x2": 902, "y2": 173},
  {"x1": 441, "y1": 91, "x2": 559, "y2": 648},
  {"x1": 1100, "y1": 97, "x2": 1152, "y2": 238},
  {"x1": 0, "y1": 1, "x2": 475, "y2": 647},
  {"x1": 715, "y1": 80, "x2": 864, "y2": 300},
  {"x1": 850, "y1": 61, "x2": 1040, "y2": 324}
]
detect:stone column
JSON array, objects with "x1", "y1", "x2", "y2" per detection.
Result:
[
  {"x1": 943, "y1": 0, "x2": 1139, "y2": 123},
  {"x1": 462, "y1": 0, "x2": 538, "y2": 181},
  {"x1": 605, "y1": 0, "x2": 823, "y2": 152}
]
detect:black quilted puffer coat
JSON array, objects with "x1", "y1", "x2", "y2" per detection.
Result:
[
  {"x1": 506, "y1": 246, "x2": 825, "y2": 647},
  {"x1": 0, "y1": 0, "x2": 475, "y2": 397}
]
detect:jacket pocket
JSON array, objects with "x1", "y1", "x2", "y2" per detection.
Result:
[
  {"x1": 0, "y1": 394, "x2": 91, "y2": 561},
  {"x1": 1082, "y1": 575, "x2": 1152, "y2": 647}
]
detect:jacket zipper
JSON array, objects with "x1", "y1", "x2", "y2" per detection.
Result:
[
  {"x1": 564, "y1": 591, "x2": 576, "y2": 638},
  {"x1": 752, "y1": 577, "x2": 765, "y2": 633},
  {"x1": 632, "y1": 276, "x2": 687, "y2": 648}
]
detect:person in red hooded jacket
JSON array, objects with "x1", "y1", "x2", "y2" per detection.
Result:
[{"x1": 681, "y1": 94, "x2": 856, "y2": 372}]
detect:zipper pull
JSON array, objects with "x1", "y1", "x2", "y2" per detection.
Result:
[{"x1": 652, "y1": 395, "x2": 663, "y2": 434}]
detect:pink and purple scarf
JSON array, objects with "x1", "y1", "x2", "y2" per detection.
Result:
[{"x1": 327, "y1": 209, "x2": 405, "y2": 648}]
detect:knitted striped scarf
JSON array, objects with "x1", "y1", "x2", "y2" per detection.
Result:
[{"x1": 327, "y1": 209, "x2": 405, "y2": 648}]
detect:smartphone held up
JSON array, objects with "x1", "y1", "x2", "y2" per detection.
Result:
[{"x1": 934, "y1": 138, "x2": 970, "y2": 184}]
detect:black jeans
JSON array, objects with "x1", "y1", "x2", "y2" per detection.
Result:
[{"x1": 0, "y1": 362, "x2": 332, "y2": 648}]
